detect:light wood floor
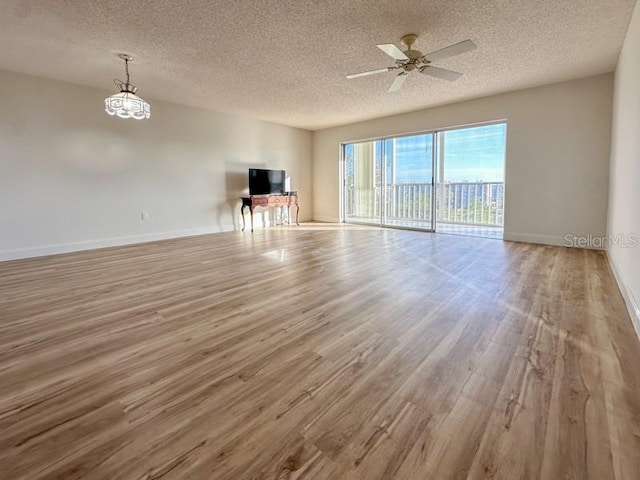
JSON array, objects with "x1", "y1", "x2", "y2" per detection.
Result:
[{"x1": 1, "y1": 224, "x2": 639, "y2": 479}]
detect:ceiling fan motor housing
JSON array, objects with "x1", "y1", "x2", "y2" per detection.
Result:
[
  {"x1": 400, "y1": 33, "x2": 425, "y2": 71},
  {"x1": 402, "y1": 49, "x2": 424, "y2": 71}
]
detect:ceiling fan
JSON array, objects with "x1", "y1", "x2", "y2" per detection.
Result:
[{"x1": 347, "y1": 34, "x2": 476, "y2": 93}]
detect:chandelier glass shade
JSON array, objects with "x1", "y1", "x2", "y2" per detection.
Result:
[
  {"x1": 105, "y1": 54, "x2": 150, "y2": 120},
  {"x1": 105, "y1": 91, "x2": 150, "y2": 119}
]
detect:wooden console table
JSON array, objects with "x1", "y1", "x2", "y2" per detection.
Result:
[{"x1": 241, "y1": 194, "x2": 299, "y2": 232}]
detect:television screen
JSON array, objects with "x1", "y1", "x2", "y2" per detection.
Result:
[{"x1": 249, "y1": 169, "x2": 285, "y2": 195}]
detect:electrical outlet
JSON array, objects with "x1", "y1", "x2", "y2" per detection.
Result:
[{"x1": 141, "y1": 211, "x2": 149, "y2": 220}]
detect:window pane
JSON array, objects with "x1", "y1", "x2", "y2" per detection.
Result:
[
  {"x1": 443, "y1": 124, "x2": 506, "y2": 182},
  {"x1": 392, "y1": 134, "x2": 433, "y2": 184}
]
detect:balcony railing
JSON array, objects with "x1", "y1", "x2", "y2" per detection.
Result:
[{"x1": 345, "y1": 181, "x2": 505, "y2": 227}]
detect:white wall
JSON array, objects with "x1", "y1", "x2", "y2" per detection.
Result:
[
  {"x1": 607, "y1": 1, "x2": 640, "y2": 336},
  {"x1": 313, "y1": 74, "x2": 613, "y2": 246},
  {"x1": 0, "y1": 69, "x2": 312, "y2": 260}
]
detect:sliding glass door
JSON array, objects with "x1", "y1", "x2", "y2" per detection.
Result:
[
  {"x1": 343, "y1": 122, "x2": 506, "y2": 237},
  {"x1": 435, "y1": 123, "x2": 506, "y2": 238},
  {"x1": 383, "y1": 134, "x2": 435, "y2": 229},
  {"x1": 343, "y1": 134, "x2": 435, "y2": 230}
]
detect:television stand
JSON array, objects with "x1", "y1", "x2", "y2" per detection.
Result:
[{"x1": 241, "y1": 194, "x2": 299, "y2": 232}]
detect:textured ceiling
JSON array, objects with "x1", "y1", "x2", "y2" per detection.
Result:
[{"x1": 0, "y1": 0, "x2": 636, "y2": 130}]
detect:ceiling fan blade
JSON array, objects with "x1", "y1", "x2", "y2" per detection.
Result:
[
  {"x1": 346, "y1": 68, "x2": 391, "y2": 79},
  {"x1": 424, "y1": 39, "x2": 476, "y2": 62},
  {"x1": 388, "y1": 72, "x2": 408, "y2": 93},
  {"x1": 377, "y1": 43, "x2": 409, "y2": 61},
  {"x1": 420, "y1": 66, "x2": 463, "y2": 81}
]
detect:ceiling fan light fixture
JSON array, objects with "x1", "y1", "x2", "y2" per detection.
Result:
[{"x1": 104, "y1": 54, "x2": 150, "y2": 120}]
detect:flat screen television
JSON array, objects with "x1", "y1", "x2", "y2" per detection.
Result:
[{"x1": 249, "y1": 168, "x2": 286, "y2": 195}]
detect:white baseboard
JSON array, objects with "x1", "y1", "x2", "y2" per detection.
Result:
[
  {"x1": 606, "y1": 249, "x2": 640, "y2": 340},
  {"x1": 312, "y1": 216, "x2": 340, "y2": 223},
  {"x1": 503, "y1": 232, "x2": 568, "y2": 247},
  {"x1": 0, "y1": 225, "x2": 230, "y2": 262},
  {"x1": 0, "y1": 215, "x2": 316, "y2": 262}
]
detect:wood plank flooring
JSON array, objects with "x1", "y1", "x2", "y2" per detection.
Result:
[{"x1": 1, "y1": 224, "x2": 639, "y2": 479}]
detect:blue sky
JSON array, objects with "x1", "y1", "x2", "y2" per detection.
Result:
[{"x1": 392, "y1": 123, "x2": 506, "y2": 182}]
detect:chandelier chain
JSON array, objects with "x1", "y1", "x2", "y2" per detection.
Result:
[{"x1": 125, "y1": 58, "x2": 130, "y2": 85}]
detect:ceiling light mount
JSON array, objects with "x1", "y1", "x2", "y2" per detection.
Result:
[
  {"x1": 400, "y1": 34, "x2": 419, "y2": 50},
  {"x1": 400, "y1": 34, "x2": 423, "y2": 63},
  {"x1": 105, "y1": 53, "x2": 150, "y2": 120}
]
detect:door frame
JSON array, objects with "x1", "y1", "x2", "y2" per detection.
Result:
[{"x1": 340, "y1": 119, "x2": 508, "y2": 232}]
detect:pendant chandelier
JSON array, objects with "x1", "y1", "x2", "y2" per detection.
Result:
[{"x1": 105, "y1": 54, "x2": 150, "y2": 120}]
